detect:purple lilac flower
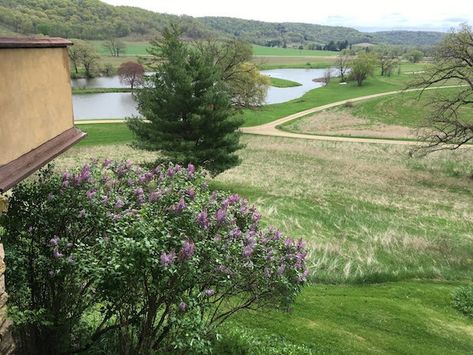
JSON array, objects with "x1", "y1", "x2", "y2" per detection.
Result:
[
  {"x1": 149, "y1": 191, "x2": 160, "y2": 203},
  {"x1": 86, "y1": 189, "x2": 97, "y2": 200},
  {"x1": 49, "y1": 235, "x2": 60, "y2": 247},
  {"x1": 230, "y1": 228, "x2": 241, "y2": 239},
  {"x1": 179, "y1": 302, "x2": 187, "y2": 312},
  {"x1": 196, "y1": 210, "x2": 209, "y2": 229},
  {"x1": 76, "y1": 164, "x2": 91, "y2": 185},
  {"x1": 221, "y1": 199, "x2": 230, "y2": 208},
  {"x1": 297, "y1": 239, "x2": 306, "y2": 250},
  {"x1": 78, "y1": 209, "x2": 86, "y2": 218},
  {"x1": 62, "y1": 180, "x2": 70, "y2": 188},
  {"x1": 216, "y1": 208, "x2": 226, "y2": 224},
  {"x1": 274, "y1": 230, "x2": 283, "y2": 241},
  {"x1": 204, "y1": 289, "x2": 215, "y2": 297},
  {"x1": 160, "y1": 251, "x2": 176, "y2": 267},
  {"x1": 62, "y1": 171, "x2": 71, "y2": 181},
  {"x1": 115, "y1": 199, "x2": 125, "y2": 209},
  {"x1": 166, "y1": 167, "x2": 175, "y2": 177},
  {"x1": 174, "y1": 198, "x2": 186, "y2": 213},
  {"x1": 134, "y1": 187, "x2": 144, "y2": 197},
  {"x1": 240, "y1": 204, "x2": 248, "y2": 214},
  {"x1": 228, "y1": 194, "x2": 240, "y2": 204},
  {"x1": 285, "y1": 238, "x2": 294, "y2": 247},
  {"x1": 243, "y1": 245, "x2": 254, "y2": 258},
  {"x1": 103, "y1": 159, "x2": 112, "y2": 168},
  {"x1": 125, "y1": 160, "x2": 133, "y2": 169},
  {"x1": 187, "y1": 163, "x2": 195, "y2": 176},
  {"x1": 252, "y1": 211, "x2": 261, "y2": 223},
  {"x1": 53, "y1": 248, "x2": 64, "y2": 259},
  {"x1": 295, "y1": 252, "x2": 307, "y2": 269},
  {"x1": 179, "y1": 240, "x2": 195, "y2": 260}
]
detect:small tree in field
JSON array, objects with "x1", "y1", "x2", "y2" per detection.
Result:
[
  {"x1": 128, "y1": 26, "x2": 252, "y2": 175},
  {"x1": 347, "y1": 53, "x2": 377, "y2": 86},
  {"x1": 405, "y1": 49, "x2": 424, "y2": 63},
  {"x1": 103, "y1": 38, "x2": 126, "y2": 57},
  {"x1": 335, "y1": 49, "x2": 353, "y2": 82},
  {"x1": 118, "y1": 61, "x2": 144, "y2": 90}
]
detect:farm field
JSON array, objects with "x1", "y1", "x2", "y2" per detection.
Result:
[{"x1": 252, "y1": 45, "x2": 337, "y2": 57}]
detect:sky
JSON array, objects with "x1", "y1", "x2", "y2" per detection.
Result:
[{"x1": 102, "y1": 0, "x2": 473, "y2": 32}]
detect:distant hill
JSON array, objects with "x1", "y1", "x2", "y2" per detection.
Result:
[
  {"x1": 370, "y1": 31, "x2": 445, "y2": 46},
  {"x1": 0, "y1": 0, "x2": 445, "y2": 47},
  {"x1": 199, "y1": 17, "x2": 372, "y2": 46}
]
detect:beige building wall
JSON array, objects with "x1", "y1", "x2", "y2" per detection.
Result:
[{"x1": 0, "y1": 47, "x2": 74, "y2": 166}]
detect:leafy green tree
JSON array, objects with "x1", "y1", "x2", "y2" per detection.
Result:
[
  {"x1": 405, "y1": 49, "x2": 424, "y2": 63},
  {"x1": 347, "y1": 53, "x2": 377, "y2": 86},
  {"x1": 128, "y1": 26, "x2": 245, "y2": 175},
  {"x1": 199, "y1": 39, "x2": 269, "y2": 108}
]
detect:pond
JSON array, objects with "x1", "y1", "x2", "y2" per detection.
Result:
[{"x1": 72, "y1": 68, "x2": 336, "y2": 120}]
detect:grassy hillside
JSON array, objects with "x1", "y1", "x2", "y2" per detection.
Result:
[
  {"x1": 199, "y1": 16, "x2": 370, "y2": 46},
  {"x1": 0, "y1": 0, "x2": 444, "y2": 47}
]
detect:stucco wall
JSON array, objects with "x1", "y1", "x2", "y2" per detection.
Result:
[{"x1": 0, "y1": 47, "x2": 74, "y2": 166}]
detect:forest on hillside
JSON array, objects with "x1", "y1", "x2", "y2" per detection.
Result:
[{"x1": 0, "y1": 0, "x2": 445, "y2": 46}]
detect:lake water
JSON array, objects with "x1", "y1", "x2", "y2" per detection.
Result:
[{"x1": 73, "y1": 68, "x2": 335, "y2": 120}]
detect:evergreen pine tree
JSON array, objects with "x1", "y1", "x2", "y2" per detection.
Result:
[{"x1": 128, "y1": 26, "x2": 244, "y2": 175}]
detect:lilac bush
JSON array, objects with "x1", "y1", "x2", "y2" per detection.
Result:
[{"x1": 1, "y1": 160, "x2": 308, "y2": 354}]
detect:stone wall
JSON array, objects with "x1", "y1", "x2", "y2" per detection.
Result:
[{"x1": 0, "y1": 196, "x2": 14, "y2": 354}]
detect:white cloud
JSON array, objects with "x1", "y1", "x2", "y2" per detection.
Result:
[{"x1": 102, "y1": 0, "x2": 473, "y2": 31}]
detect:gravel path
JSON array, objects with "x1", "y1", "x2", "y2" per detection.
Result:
[{"x1": 241, "y1": 85, "x2": 463, "y2": 145}]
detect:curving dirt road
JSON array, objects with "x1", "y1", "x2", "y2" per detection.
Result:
[{"x1": 241, "y1": 85, "x2": 464, "y2": 146}]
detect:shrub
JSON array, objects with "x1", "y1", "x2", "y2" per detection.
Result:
[
  {"x1": 1, "y1": 160, "x2": 308, "y2": 354},
  {"x1": 452, "y1": 286, "x2": 473, "y2": 318}
]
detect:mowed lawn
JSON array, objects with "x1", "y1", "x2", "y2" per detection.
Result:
[{"x1": 59, "y1": 130, "x2": 473, "y2": 353}]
